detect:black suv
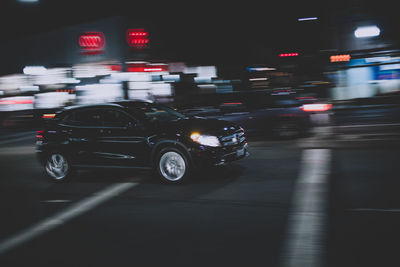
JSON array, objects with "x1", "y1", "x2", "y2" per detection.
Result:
[{"x1": 36, "y1": 101, "x2": 248, "y2": 183}]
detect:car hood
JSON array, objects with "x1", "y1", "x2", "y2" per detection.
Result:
[{"x1": 155, "y1": 116, "x2": 241, "y2": 137}]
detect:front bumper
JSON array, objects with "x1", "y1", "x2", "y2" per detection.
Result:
[{"x1": 190, "y1": 142, "x2": 249, "y2": 167}]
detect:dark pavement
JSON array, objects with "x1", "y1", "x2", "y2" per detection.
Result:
[{"x1": 0, "y1": 130, "x2": 399, "y2": 267}]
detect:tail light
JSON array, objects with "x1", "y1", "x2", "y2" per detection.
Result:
[
  {"x1": 42, "y1": 113, "x2": 56, "y2": 119},
  {"x1": 36, "y1": 130, "x2": 44, "y2": 141},
  {"x1": 301, "y1": 103, "x2": 332, "y2": 112}
]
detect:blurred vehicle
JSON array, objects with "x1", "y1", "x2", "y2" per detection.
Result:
[
  {"x1": 332, "y1": 91, "x2": 400, "y2": 135},
  {"x1": 0, "y1": 96, "x2": 36, "y2": 130},
  {"x1": 175, "y1": 91, "x2": 332, "y2": 138},
  {"x1": 0, "y1": 96, "x2": 34, "y2": 112},
  {"x1": 36, "y1": 101, "x2": 248, "y2": 183}
]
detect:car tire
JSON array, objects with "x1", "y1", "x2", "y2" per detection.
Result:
[
  {"x1": 156, "y1": 147, "x2": 190, "y2": 184},
  {"x1": 44, "y1": 152, "x2": 74, "y2": 182}
]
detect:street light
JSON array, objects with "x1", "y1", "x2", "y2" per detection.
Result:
[{"x1": 354, "y1": 26, "x2": 380, "y2": 38}]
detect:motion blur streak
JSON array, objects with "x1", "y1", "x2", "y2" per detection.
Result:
[
  {"x1": 301, "y1": 104, "x2": 332, "y2": 112},
  {"x1": 0, "y1": 182, "x2": 139, "y2": 256}
]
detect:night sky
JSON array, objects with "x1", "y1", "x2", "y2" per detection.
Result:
[{"x1": 0, "y1": 0, "x2": 398, "y2": 64}]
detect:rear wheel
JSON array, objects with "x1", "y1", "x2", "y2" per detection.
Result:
[
  {"x1": 44, "y1": 152, "x2": 73, "y2": 182},
  {"x1": 156, "y1": 147, "x2": 190, "y2": 184}
]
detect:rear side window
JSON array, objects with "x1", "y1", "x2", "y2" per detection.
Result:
[
  {"x1": 102, "y1": 109, "x2": 131, "y2": 127},
  {"x1": 62, "y1": 109, "x2": 103, "y2": 127}
]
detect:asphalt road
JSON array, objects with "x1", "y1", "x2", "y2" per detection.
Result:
[{"x1": 0, "y1": 130, "x2": 399, "y2": 267}]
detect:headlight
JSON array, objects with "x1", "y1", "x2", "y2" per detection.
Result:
[{"x1": 190, "y1": 132, "x2": 221, "y2": 147}]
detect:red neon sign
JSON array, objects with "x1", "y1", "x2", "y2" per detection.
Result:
[
  {"x1": 127, "y1": 29, "x2": 149, "y2": 49},
  {"x1": 79, "y1": 32, "x2": 105, "y2": 54},
  {"x1": 279, "y1": 53, "x2": 299, "y2": 57}
]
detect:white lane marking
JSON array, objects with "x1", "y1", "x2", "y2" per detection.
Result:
[
  {"x1": 348, "y1": 208, "x2": 400, "y2": 213},
  {"x1": 0, "y1": 146, "x2": 35, "y2": 155},
  {"x1": 41, "y1": 200, "x2": 72, "y2": 203},
  {"x1": 0, "y1": 182, "x2": 139, "y2": 255},
  {"x1": 281, "y1": 149, "x2": 331, "y2": 267}
]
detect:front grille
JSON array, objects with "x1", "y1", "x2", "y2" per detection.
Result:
[{"x1": 220, "y1": 130, "x2": 245, "y2": 146}]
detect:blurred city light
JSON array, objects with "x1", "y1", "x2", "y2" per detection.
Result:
[
  {"x1": 279, "y1": 53, "x2": 299, "y2": 57},
  {"x1": 354, "y1": 26, "x2": 381, "y2": 38},
  {"x1": 249, "y1": 78, "x2": 268, "y2": 81},
  {"x1": 23, "y1": 66, "x2": 47, "y2": 75},
  {"x1": 297, "y1": 17, "x2": 318, "y2": 21},
  {"x1": 127, "y1": 29, "x2": 150, "y2": 49},
  {"x1": 34, "y1": 92, "x2": 74, "y2": 109},
  {"x1": 301, "y1": 103, "x2": 332, "y2": 112},
  {"x1": 79, "y1": 32, "x2": 105, "y2": 53},
  {"x1": 330, "y1": 54, "x2": 351, "y2": 62},
  {"x1": 247, "y1": 67, "x2": 276, "y2": 71}
]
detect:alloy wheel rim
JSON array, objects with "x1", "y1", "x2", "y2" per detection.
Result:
[
  {"x1": 159, "y1": 151, "x2": 186, "y2": 181},
  {"x1": 45, "y1": 154, "x2": 69, "y2": 180}
]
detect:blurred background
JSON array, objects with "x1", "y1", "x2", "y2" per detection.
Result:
[
  {"x1": 1, "y1": 2, "x2": 400, "y2": 267},
  {"x1": 0, "y1": 0, "x2": 399, "y2": 134}
]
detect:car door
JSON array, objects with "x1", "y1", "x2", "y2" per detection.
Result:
[
  {"x1": 96, "y1": 108, "x2": 151, "y2": 168},
  {"x1": 58, "y1": 108, "x2": 103, "y2": 165}
]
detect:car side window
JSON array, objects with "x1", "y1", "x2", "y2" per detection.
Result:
[
  {"x1": 62, "y1": 109, "x2": 102, "y2": 127},
  {"x1": 102, "y1": 109, "x2": 132, "y2": 128}
]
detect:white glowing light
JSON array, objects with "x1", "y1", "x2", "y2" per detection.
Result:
[
  {"x1": 248, "y1": 67, "x2": 276, "y2": 71},
  {"x1": 18, "y1": 0, "x2": 39, "y2": 3},
  {"x1": 249, "y1": 78, "x2": 268, "y2": 81},
  {"x1": 298, "y1": 17, "x2": 318, "y2": 21},
  {"x1": 20, "y1": 86, "x2": 39, "y2": 92},
  {"x1": 354, "y1": 26, "x2": 380, "y2": 38},
  {"x1": 23, "y1": 66, "x2": 47, "y2": 75}
]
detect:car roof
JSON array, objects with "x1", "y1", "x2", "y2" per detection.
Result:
[
  {"x1": 57, "y1": 100, "x2": 155, "y2": 117},
  {"x1": 61, "y1": 103, "x2": 124, "y2": 112},
  {"x1": 114, "y1": 99, "x2": 154, "y2": 107}
]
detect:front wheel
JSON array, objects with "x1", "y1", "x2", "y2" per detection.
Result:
[
  {"x1": 156, "y1": 147, "x2": 190, "y2": 184},
  {"x1": 44, "y1": 152, "x2": 73, "y2": 182}
]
